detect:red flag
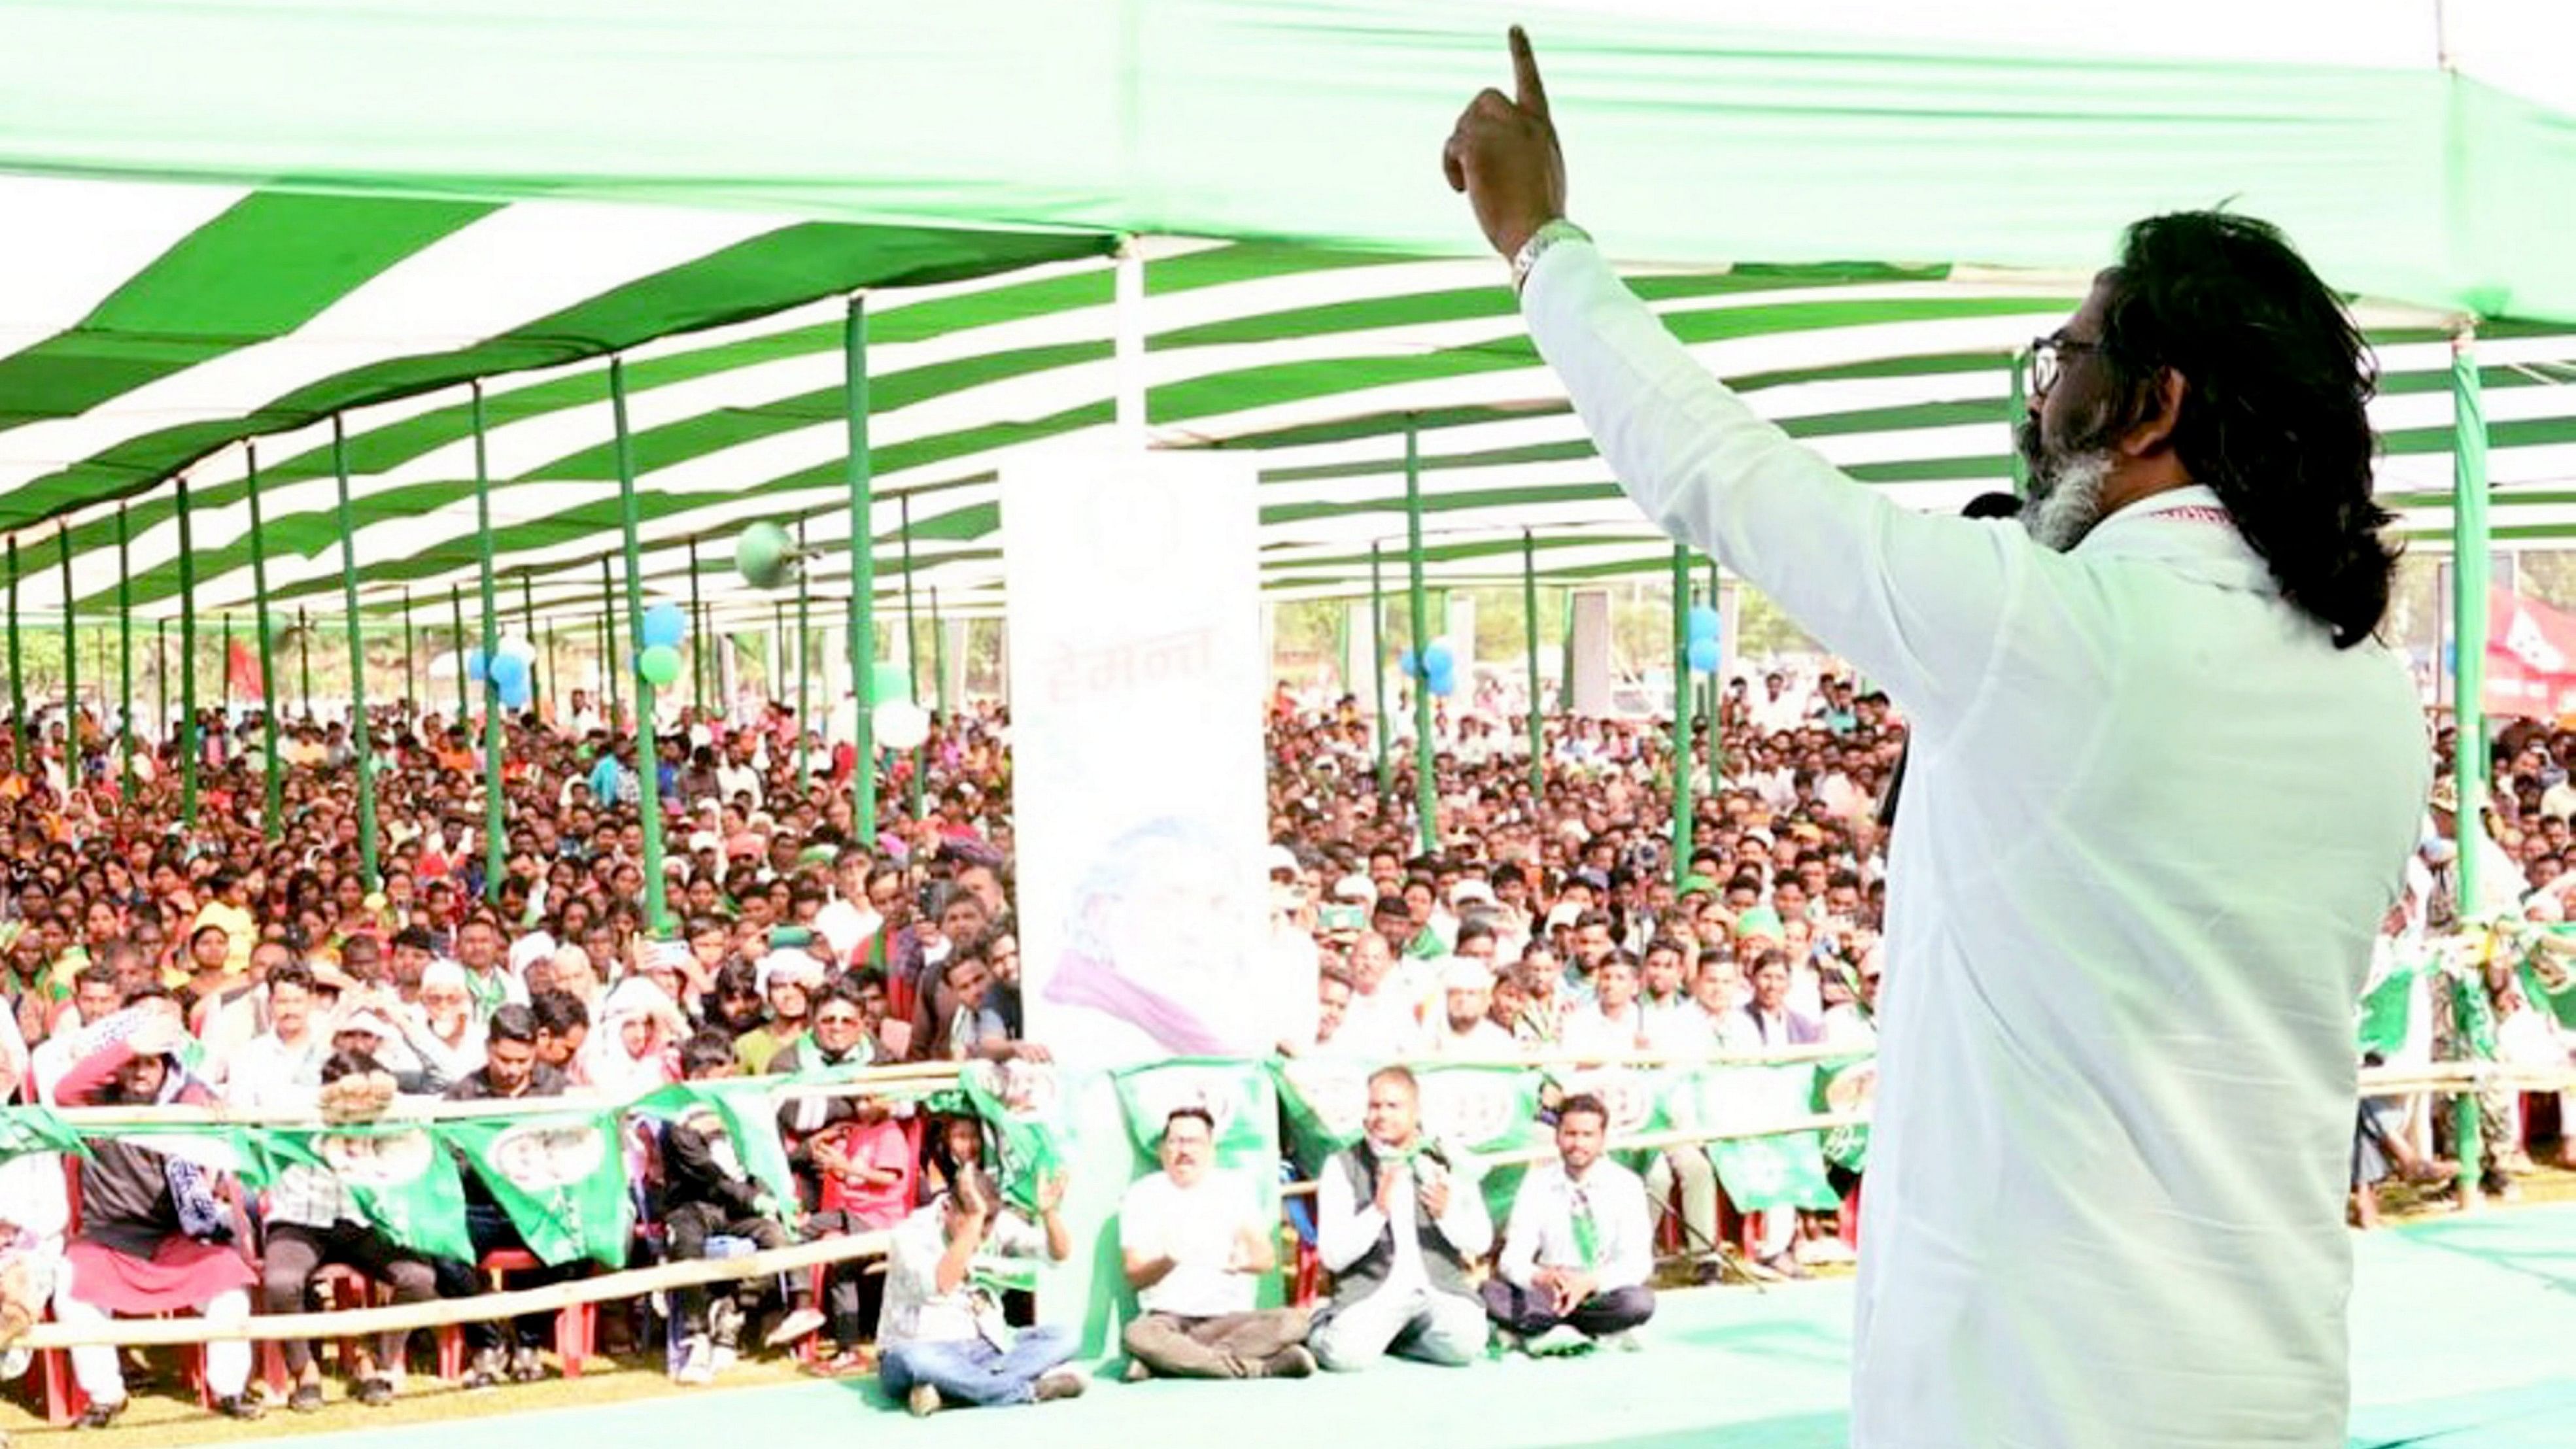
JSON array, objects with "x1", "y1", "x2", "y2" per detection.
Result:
[
  {"x1": 226, "y1": 639, "x2": 262, "y2": 702},
  {"x1": 2484, "y1": 587, "x2": 2576, "y2": 719}
]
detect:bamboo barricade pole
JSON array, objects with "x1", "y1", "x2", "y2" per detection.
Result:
[{"x1": 16, "y1": 1230, "x2": 895, "y2": 1349}]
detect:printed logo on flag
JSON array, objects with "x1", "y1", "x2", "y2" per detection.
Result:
[
  {"x1": 488, "y1": 1121, "x2": 610, "y2": 1192},
  {"x1": 318, "y1": 1128, "x2": 437, "y2": 1187},
  {"x1": 1417, "y1": 1071, "x2": 1520, "y2": 1148},
  {"x1": 1278, "y1": 1060, "x2": 1370, "y2": 1141},
  {"x1": 2506, "y1": 609, "x2": 2566, "y2": 673}
]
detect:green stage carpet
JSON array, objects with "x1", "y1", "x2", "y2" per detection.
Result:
[{"x1": 223, "y1": 1203, "x2": 2576, "y2": 1448}]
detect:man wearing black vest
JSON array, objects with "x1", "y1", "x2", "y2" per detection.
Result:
[{"x1": 1309, "y1": 1065, "x2": 1492, "y2": 1370}]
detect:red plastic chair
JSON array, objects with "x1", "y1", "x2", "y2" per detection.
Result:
[{"x1": 432, "y1": 1250, "x2": 594, "y2": 1380}]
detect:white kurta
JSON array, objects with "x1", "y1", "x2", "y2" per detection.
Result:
[{"x1": 1524, "y1": 239, "x2": 2428, "y2": 1448}]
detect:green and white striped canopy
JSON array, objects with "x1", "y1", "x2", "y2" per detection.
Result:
[{"x1": 0, "y1": 1, "x2": 2569, "y2": 625}]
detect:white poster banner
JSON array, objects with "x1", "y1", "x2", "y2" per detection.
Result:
[{"x1": 1004, "y1": 445, "x2": 1269, "y2": 1074}]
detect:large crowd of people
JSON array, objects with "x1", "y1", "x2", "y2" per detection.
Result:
[{"x1": 0, "y1": 655, "x2": 2561, "y2": 1423}]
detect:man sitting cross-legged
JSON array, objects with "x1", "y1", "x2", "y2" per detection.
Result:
[
  {"x1": 1118, "y1": 1106, "x2": 1314, "y2": 1380},
  {"x1": 875, "y1": 1165, "x2": 1081, "y2": 1417},
  {"x1": 1307, "y1": 1065, "x2": 1492, "y2": 1371},
  {"x1": 1485, "y1": 1093, "x2": 1655, "y2": 1355}
]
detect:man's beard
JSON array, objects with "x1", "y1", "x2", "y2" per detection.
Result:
[{"x1": 2016, "y1": 417, "x2": 2113, "y2": 553}]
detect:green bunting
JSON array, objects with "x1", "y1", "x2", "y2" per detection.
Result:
[
  {"x1": 260, "y1": 1123, "x2": 473, "y2": 1261},
  {"x1": 443, "y1": 1107, "x2": 632, "y2": 1267}
]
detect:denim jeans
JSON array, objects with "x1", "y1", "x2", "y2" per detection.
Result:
[{"x1": 876, "y1": 1323, "x2": 1077, "y2": 1407}]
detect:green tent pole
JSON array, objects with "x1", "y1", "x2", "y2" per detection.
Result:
[
  {"x1": 1670, "y1": 543, "x2": 1694, "y2": 889},
  {"x1": 245, "y1": 445, "x2": 283, "y2": 835},
  {"x1": 1369, "y1": 543, "x2": 1390, "y2": 801},
  {"x1": 175, "y1": 473, "x2": 200, "y2": 831},
  {"x1": 115, "y1": 504, "x2": 134, "y2": 800},
  {"x1": 330, "y1": 417, "x2": 379, "y2": 888},
  {"x1": 55, "y1": 525, "x2": 77, "y2": 763},
  {"x1": 931, "y1": 585, "x2": 950, "y2": 721},
  {"x1": 2008, "y1": 350, "x2": 2033, "y2": 502},
  {"x1": 688, "y1": 537, "x2": 708, "y2": 719},
  {"x1": 2451, "y1": 324, "x2": 2490, "y2": 919},
  {"x1": 844, "y1": 296, "x2": 877, "y2": 850},
  {"x1": 599, "y1": 556, "x2": 620, "y2": 730},
  {"x1": 401, "y1": 588, "x2": 416, "y2": 715},
  {"x1": 449, "y1": 587, "x2": 468, "y2": 724},
  {"x1": 795, "y1": 519, "x2": 812, "y2": 783},
  {"x1": 520, "y1": 574, "x2": 542, "y2": 718},
  {"x1": 5, "y1": 539, "x2": 20, "y2": 771},
  {"x1": 298, "y1": 609, "x2": 312, "y2": 720},
  {"x1": 155, "y1": 619, "x2": 167, "y2": 764},
  {"x1": 1403, "y1": 415, "x2": 1436, "y2": 855},
  {"x1": 1522, "y1": 529, "x2": 1543, "y2": 801},
  {"x1": 609, "y1": 358, "x2": 669, "y2": 933},
  {"x1": 2450, "y1": 322, "x2": 2490, "y2": 1201},
  {"x1": 899, "y1": 492, "x2": 923, "y2": 819},
  {"x1": 472, "y1": 383, "x2": 506, "y2": 903}
]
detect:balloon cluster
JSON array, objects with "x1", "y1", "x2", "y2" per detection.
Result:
[
  {"x1": 636, "y1": 602, "x2": 688, "y2": 689},
  {"x1": 868, "y1": 662, "x2": 931, "y2": 751},
  {"x1": 1397, "y1": 641, "x2": 1460, "y2": 698},
  {"x1": 1686, "y1": 603, "x2": 1721, "y2": 675},
  {"x1": 464, "y1": 636, "x2": 541, "y2": 711}
]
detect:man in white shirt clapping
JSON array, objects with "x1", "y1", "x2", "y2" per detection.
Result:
[{"x1": 1118, "y1": 1108, "x2": 1315, "y2": 1380}]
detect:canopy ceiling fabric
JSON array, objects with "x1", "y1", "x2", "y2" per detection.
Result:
[
  {"x1": 1, "y1": 182, "x2": 2571, "y2": 628},
  {"x1": 0, "y1": 3, "x2": 2570, "y2": 627},
  {"x1": 0, "y1": 0, "x2": 2568, "y2": 320}
]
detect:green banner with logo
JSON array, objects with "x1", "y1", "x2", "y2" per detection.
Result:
[
  {"x1": 260, "y1": 1121, "x2": 473, "y2": 1262},
  {"x1": 956, "y1": 1061, "x2": 1068, "y2": 1218},
  {"x1": 634, "y1": 1078, "x2": 798, "y2": 1211},
  {"x1": 443, "y1": 1108, "x2": 631, "y2": 1267},
  {"x1": 1662, "y1": 1063, "x2": 1842, "y2": 1212},
  {"x1": 1272, "y1": 1059, "x2": 1541, "y2": 1218}
]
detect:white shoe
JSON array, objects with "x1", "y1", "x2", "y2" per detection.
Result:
[
  {"x1": 1527, "y1": 1324, "x2": 1594, "y2": 1357},
  {"x1": 674, "y1": 1335, "x2": 715, "y2": 1386},
  {"x1": 764, "y1": 1306, "x2": 828, "y2": 1348},
  {"x1": 1602, "y1": 1329, "x2": 1644, "y2": 1353}
]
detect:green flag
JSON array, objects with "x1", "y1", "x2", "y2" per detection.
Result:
[
  {"x1": 2356, "y1": 963, "x2": 2417, "y2": 1057},
  {"x1": 443, "y1": 1108, "x2": 632, "y2": 1267},
  {"x1": 2515, "y1": 928, "x2": 2576, "y2": 1030},
  {"x1": 956, "y1": 1061, "x2": 1066, "y2": 1217},
  {"x1": 1813, "y1": 1058, "x2": 1875, "y2": 1172},
  {"x1": 1109, "y1": 1059, "x2": 1278, "y2": 1171},
  {"x1": 1663, "y1": 1063, "x2": 1842, "y2": 1212},
  {"x1": 635, "y1": 1079, "x2": 797, "y2": 1210},
  {"x1": 261, "y1": 1123, "x2": 473, "y2": 1262},
  {"x1": 0, "y1": 1106, "x2": 87, "y2": 1165},
  {"x1": 1708, "y1": 1131, "x2": 1842, "y2": 1212}
]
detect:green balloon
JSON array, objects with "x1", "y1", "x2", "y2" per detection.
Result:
[
  {"x1": 735, "y1": 521, "x2": 795, "y2": 589},
  {"x1": 638, "y1": 643, "x2": 683, "y2": 687},
  {"x1": 868, "y1": 661, "x2": 914, "y2": 703}
]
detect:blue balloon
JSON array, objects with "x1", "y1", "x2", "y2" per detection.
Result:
[
  {"x1": 487, "y1": 652, "x2": 528, "y2": 690},
  {"x1": 1688, "y1": 637, "x2": 1721, "y2": 674},
  {"x1": 499, "y1": 679, "x2": 532, "y2": 711},
  {"x1": 1687, "y1": 604, "x2": 1722, "y2": 643},
  {"x1": 642, "y1": 601, "x2": 689, "y2": 650},
  {"x1": 463, "y1": 647, "x2": 487, "y2": 683},
  {"x1": 1422, "y1": 641, "x2": 1454, "y2": 676},
  {"x1": 1396, "y1": 647, "x2": 1417, "y2": 678},
  {"x1": 1427, "y1": 663, "x2": 1457, "y2": 698}
]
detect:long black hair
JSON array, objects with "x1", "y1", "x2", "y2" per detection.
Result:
[{"x1": 2094, "y1": 211, "x2": 2396, "y2": 649}]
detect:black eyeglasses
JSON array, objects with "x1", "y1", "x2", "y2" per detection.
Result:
[{"x1": 2030, "y1": 332, "x2": 2108, "y2": 396}]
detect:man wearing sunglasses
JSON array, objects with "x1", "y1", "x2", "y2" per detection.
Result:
[{"x1": 1448, "y1": 28, "x2": 2426, "y2": 1449}]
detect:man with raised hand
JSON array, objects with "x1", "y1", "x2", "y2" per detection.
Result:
[{"x1": 1447, "y1": 28, "x2": 2424, "y2": 1448}]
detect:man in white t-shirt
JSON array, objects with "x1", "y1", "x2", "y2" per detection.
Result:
[{"x1": 1118, "y1": 1108, "x2": 1314, "y2": 1380}]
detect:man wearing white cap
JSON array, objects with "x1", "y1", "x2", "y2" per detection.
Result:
[{"x1": 1420, "y1": 958, "x2": 1515, "y2": 1058}]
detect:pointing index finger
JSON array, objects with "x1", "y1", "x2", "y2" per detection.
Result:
[{"x1": 1509, "y1": 25, "x2": 1549, "y2": 120}]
